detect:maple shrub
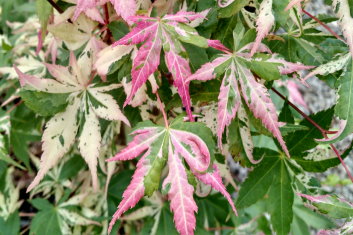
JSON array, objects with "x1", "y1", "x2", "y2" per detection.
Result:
[{"x1": 2, "y1": 0, "x2": 353, "y2": 234}]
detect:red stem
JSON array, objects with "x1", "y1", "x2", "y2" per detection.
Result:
[
  {"x1": 103, "y1": 4, "x2": 112, "y2": 43},
  {"x1": 272, "y1": 87, "x2": 353, "y2": 183},
  {"x1": 156, "y1": 92, "x2": 169, "y2": 128},
  {"x1": 302, "y1": 8, "x2": 344, "y2": 42},
  {"x1": 271, "y1": 87, "x2": 328, "y2": 134}
]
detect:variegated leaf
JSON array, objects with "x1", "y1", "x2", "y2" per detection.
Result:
[
  {"x1": 250, "y1": 0, "x2": 275, "y2": 56},
  {"x1": 27, "y1": 96, "x2": 80, "y2": 192},
  {"x1": 333, "y1": 0, "x2": 353, "y2": 58},
  {"x1": 107, "y1": 118, "x2": 236, "y2": 235},
  {"x1": 217, "y1": 62, "x2": 241, "y2": 148},
  {"x1": 78, "y1": 107, "x2": 101, "y2": 191},
  {"x1": 236, "y1": 60, "x2": 290, "y2": 157}
]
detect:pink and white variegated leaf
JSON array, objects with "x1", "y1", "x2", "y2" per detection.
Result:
[
  {"x1": 107, "y1": 126, "x2": 165, "y2": 161},
  {"x1": 113, "y1": 21, "x2": 158, "y2": 46},
  {"x1": 125, "y1": 31, "x2": 162, "y2": 107},
  {"x1": 27, "y1": 97, "x2": 80, "y2": 192},
  {"x1": 163, "y1": 11, "x2": 205, "y2": 23},
  {"x1": 333, "y1": 0, "x2": 353, "y2": 58},
  {"x1": 285, "y1": 0, "x2": 305, "y2": 11},
  {"x1": 239, "y1": 42, "x2": 272, "y2": 55},
  {"x1": 286, "y1": 80, "x2": 308, "y2": 109},
  {"x1": 110, "y1": 0, "x2": 137, "y2": 23},
  {"x1": 217, "y1": 62, "x2": 241, "y2": 148},
  {"x1": 73, "y1": 0, "x2": 104, "y2": 24},
  {"x1": 237, "y1": 62, "x2": 290, "y2": 157},
  {"x1": 207, "y1": 40, "x2": 232, "y2": 53},
  {"x1": 170, "y1": 129, "x2": 211, "y2": 172},
  {"x1": 14, "y1": 66, "x2": 81, "y2": 93},
  {"x1": 163, "y1": 143, "x2": 198, "y2": 235},
  {"x1": 108, "y1": 154, "x2": 149, "y2": 234},
  {"x1": 122, "y1": 77, "x2": 147, "y2": 107},
  {"x1": 250, "y1": 0, "x2": 275, "y2": 56},
  {"x1": 187, "y1": 55, "x2": 231, "y2": 83},
  {"x1": 194, "y1": 164, "x2": 237, "y2": 214},
  {"x1": 163, "y1": 32, "x2": 194, "y2": 121}
]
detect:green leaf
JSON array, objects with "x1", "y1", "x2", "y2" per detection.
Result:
[
  {"x1": 30, "y1": 198, "x2": 53, "y2": 210},
  {"x1": 36, "y1": 0, "x2": 52, "y2": 39},
  {"x1": 248, "y1": 59, "x2": 281, "y2": 81},
  {"x1": 293, "y1": 142, "x2": 353, "y2": 172},
  {"x1": 19, "y1": 90, "x2": 69, "y2": 116},
  {"x1": 272, "y1": 0, "x2": 290, "y2": 27},
  {"x1": 0, "y1": 212, "x2": 20, "y2": 235},
  {"x1": 279, "y1": 102, "x2": 294, "y2": 124},
  {"x1": 155, "y1": 205, "x2": 179, "y2": 235},
  {"x1": 0, "y1": 147, "x2": 25, "y2": 170},
  {"x1": 293, "y1": 203, "x2": 336, "y2": 229},
  {"x1": 267, "y1": 159, "x2": 294, "y2": 235},
  {"x1": 218, "y1": 0, "x2": 249, "y2": 18},
  {"x1": 30, "y1": 199, "x2": 62, "y2": 235},
  {"x1": 144, "y1": 133, "x2": 168, "y2": 196},
  {"x1": 197, "y1": 194, "x2": 232, "y2": 228},
  {"x1": 10, "y1": 104, "x2": 41, "y2": 168},
  {"x1": 173, "y1": 24, "x2": 209, "y2": 48},
  {"x1": 109, "y1": 21, "x2": 130, "y2": 40},
  {"x1": 285, "y1": 108, "x2": 334, "y2": 156},
  {"x1": 269, "y1": 36, "x2": 325, "y2": 65},
  {"x1": 291, "y1": 215, "x2": 310, "y2": 235},
  {"x1": 236, "y1": 155, "x2": 279, "y2": 209},
  {"x1": 59, "y1": 154, "x2": 85, "y2": 180},
  {"x1": 280, "y1": 124, "x2": 309, "y2": 136}
]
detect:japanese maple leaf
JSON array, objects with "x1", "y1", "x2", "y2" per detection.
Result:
[
  {"x1": 63, "y1": 0, "x2": 105, "y2": 24},
  {"x1": 48, "y1": 11, "x2": 98, "y2": 51},
  {"x1": 106, "y1": 117, "x2": 236, "y2": 235},
  {"x1": 14, "y1": 43, "x2": 129, "y2": 192},
  {"x1": 67, "y1": 0, "x2": 138, "y2": 24},
  {"x1": 250, "y1": 0, "x2": 275, "y2": 56},
  {"x1": 187, "y1": 41, "x2": 312, "y2": 160},
  {"x1": 113, "y1": 11, "x2": 209, "y2": 120}
]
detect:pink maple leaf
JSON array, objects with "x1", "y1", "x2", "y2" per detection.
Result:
[
  {"x1": 107, "y1": 120, "x2": 237, "y2": 235},
  {"x1": 188, "y1": 36, "x2": 313, "y2": 155},
  {"x1": 113, "y1": 11, "x2": 207, "y2": 120}
]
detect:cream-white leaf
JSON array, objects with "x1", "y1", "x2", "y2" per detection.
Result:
[
  {"x1": 94, "y1": 44, "x2": 134, "y2": 76},
  {"x1": 27, "y1": 97, "x2": 80, "y2": 192},
  {"x1": 79, "y1": 108, "x2": 101, "y2": 191},
  {"x1": 88, "y1": 89, "x2": 130, "y2": 126}
]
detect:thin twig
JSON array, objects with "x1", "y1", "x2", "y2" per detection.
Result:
[
  {"x1": 156, "y1": 92, "x2": 169, "y2": 128},
  {"x1": 6, "y1": 100, "x2": 23, "y2": 114},
  {"x1": 302, "y1": 8, "x2": 344, "y2": 42},
  {"x1": 271, "y1": 87, "x2": 329, "y2": 134},
  {"x1": 19, "y1": 212, "x2": 36, "y2": 217}
]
